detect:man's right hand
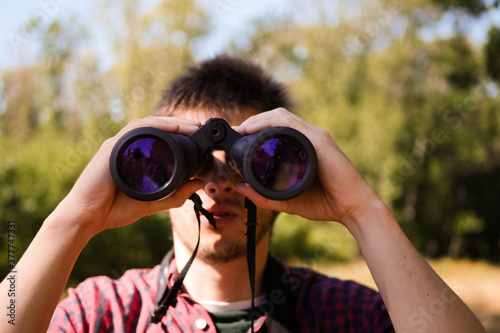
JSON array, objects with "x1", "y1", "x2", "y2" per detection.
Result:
[{"x1": 52, "y1": 116, "x2": 205, "y2": 237}]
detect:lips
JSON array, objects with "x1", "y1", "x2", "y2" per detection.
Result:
[
  {"x1": 204, "y1": 204, "x2": 241, "y2": 227},
  {"x1": 212, "y1": 212, "x2": 230, "y2": 217}
]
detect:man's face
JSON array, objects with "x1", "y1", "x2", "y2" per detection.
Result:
[{"x1": 168, "y1": 109, "x2": 277, "y2": 263}]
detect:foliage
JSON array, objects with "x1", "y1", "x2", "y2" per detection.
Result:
[
  {"x1": 270, "y1": 214, "x2": 359, "y2": 263},
  {"x1": 429, "y1": 0, "x2": 488, "y2": 16},
  {"x1": 1, "y1": 0, "x2": 500, "y2": 281},
  {"x1": 485, "y1": 26, "x2": 500, "y2": 82}
]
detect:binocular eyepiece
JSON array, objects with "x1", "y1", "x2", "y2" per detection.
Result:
[{"x1": 109, "y1": 118, "x2": 317, "y2": 201}]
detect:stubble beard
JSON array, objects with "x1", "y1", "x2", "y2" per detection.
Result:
[{"x1": 172, "y1": 207, "x2": 277, "y2": 263}]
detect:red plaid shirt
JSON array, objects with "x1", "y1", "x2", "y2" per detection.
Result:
[{"x1": 48, "y1": 254, "x2": 393, "y2": 332}]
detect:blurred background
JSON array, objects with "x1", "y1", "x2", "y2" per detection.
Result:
[{"x1": 1, "y1": 0, "x2": 500, "y2": 330}]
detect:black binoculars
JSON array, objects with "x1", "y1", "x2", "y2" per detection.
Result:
[{"x1": 109, "y1": 118, "x2": 317, "y2": 201}]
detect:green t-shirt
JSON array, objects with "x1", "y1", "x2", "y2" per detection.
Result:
[{"x1": 209, "y1": 309, "x2": 253, "y2": 333}]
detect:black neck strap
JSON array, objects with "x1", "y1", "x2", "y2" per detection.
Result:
[
  {"x1": 151, "y1": 193, "x2": 258, "y2": 331},
  {"x1": 245, "y1": 198, "x2": 257, "y2": 333},
  {"x1": 150, "y1": 193, "x2": 216, "y2": 323}
]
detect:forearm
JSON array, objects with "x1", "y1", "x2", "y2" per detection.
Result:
[
  {"x1": 345, "y1": 199, "x2": 485, "y2": 333},
  {"x1": 0, "y1": 208, "x2": 94, "y2": 332}
]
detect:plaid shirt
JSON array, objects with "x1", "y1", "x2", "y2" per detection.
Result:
[{"x1": 48, "y1": 254, "x2": 393, "y2": 332}]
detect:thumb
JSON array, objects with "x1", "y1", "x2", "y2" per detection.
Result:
[
  {"x1": 236, "y1": 183, "x2": 288, "y2": 212},
  {"x1": 148, "y1": 180, "x2": 205, "y2": 214}
]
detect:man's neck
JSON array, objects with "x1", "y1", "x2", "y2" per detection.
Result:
[{"x1": 172, "y1": 233, "x2": 270, "y2": 303}]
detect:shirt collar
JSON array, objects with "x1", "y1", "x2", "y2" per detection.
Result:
[{"x1": 156, "y1": 250, "x2": 297, "y2": 333}]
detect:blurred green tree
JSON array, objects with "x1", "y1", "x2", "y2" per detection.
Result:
[
  {"x1": 0, "y1": 0, "x2": 209, "y2": 281},
  {"x1": 234, "y1": 0, "x2": 500, "y2": 262},
  {"x1": 485, "y1": 26, "x2": 500, "y2": 82},
  {"x1": 2, "y1": 0, "x2": 500, "y2": 282}
]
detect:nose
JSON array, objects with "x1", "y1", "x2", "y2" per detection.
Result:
[
  {"x1": 202, "y1": 151, "x2": 236, "y2": 198},
  {"x1": 204, "y1": 173, "x2": 235, "y2": 197}
]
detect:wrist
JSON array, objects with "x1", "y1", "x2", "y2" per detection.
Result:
[
  {"x1": 45, "y1": 199, "x2": 101, "y2": 242},
  {"x1": 342, "y1": 197, "x2": 395, "y2": 238}
]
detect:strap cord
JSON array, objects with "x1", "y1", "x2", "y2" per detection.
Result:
[
  {"x1": 245, "y1": 197, "x2": 257, "y2": 333},
  {"x1": 151, "y1": 194, "x2": 258, "y2": 333},
  {"x1": 150, "y1": 193, "x2": 215, "y2": 323}
]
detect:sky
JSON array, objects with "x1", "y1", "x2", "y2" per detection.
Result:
[
  {"x1": 0, "y1": 0, "x2": 499, "y2": 71},
  {"x1": 0, "y1": 0, "x2": 94, "y2": 68},
  {"x1": 0, "y1": 0, "x2": 291, "y2": 70}
]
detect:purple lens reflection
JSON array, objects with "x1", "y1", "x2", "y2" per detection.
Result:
[
  {"x1": 252, "y1": 136, "x2": 307, "y2": 191},
  {"x1": 120, "y1": 137, "x2": 174, "y2": 192}
]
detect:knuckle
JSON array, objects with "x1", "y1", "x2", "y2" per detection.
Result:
[
  {"x1": 272, "y1": 108, "x2": 292, "y2": 126},
  {"x1": 127, "y1": 118, "x2": 142, "y2": 128},
  {"x1": 314, "y1": 128, "x2": 334, "y2": 147},
  {"x1": 317, "y1": 128, "x2": 331, "y2": 140},
  {"x1": 101, "y1": 137, "x2": 116, "y2": 150},
  {"x1": 276, "y1": 107, "x2": 290, "y2": 116}
]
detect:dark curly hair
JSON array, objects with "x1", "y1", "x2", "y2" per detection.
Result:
[{"x1": 155, "y1": 54, "x2": 292, "y2": 119}]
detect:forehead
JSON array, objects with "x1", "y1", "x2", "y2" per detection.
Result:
[{"x1": 171, "y1": 107, "x2": 261, "y2": 126}]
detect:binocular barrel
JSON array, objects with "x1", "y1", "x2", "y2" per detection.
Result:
[{"x1": 109, "y1": 118, "x2": 317, "y2": 201}]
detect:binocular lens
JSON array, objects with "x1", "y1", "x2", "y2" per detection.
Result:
[
  {"x1": 252, "y1": 136, "x2": 307, "y2": 191},
  {"x1": 120, "y1": 137, "x2": 175, "y2": 192}
]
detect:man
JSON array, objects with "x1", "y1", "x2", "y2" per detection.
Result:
[{"x1": 0, "y1": 55, "x2": 485, "y2": 332}]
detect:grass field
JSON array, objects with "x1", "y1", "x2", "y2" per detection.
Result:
[{"x1": 306, "y1": 258, "x2": 500, "y2": 332}]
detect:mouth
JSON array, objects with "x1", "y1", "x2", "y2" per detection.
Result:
[
  {"x1": 212, "y1": 211, "x2": 231, "y2": 217},
  {"x1": 204, "y1": 204, "x2": 240, "y2": 227}
]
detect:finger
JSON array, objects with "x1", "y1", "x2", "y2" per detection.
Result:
[
  {"x1": 234, "y1": 112, "x2": 276, "y2": 135},
  {"x1": 150, "y1": 117, "x2": 203, "y2": 134},
  {"x1": 147, "y1": 179, "x2": 205, "y2": 214},
  {"x1": 116, "y1": 117, "x2": 201, "y2": 139},
  {"x1": 140, "y1": 117, "x2": 201, "y2": 135},
  {"x1": 235, "y1": 108, "x2": 313, "y2": 135},
  {"x1": 150, "y1": 116, "x2": 202, "y2": 126},
  {"x1": 235, "y1": 183, "x2": 289, "y2": 212}
]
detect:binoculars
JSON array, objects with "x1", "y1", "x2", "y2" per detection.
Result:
[{"x1": 110, "y1": 118, "x2": 317, "y2": 201}]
